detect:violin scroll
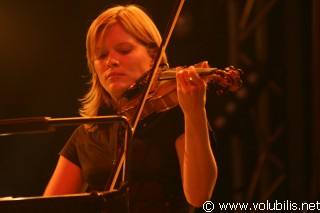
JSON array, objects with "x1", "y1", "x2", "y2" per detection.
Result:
[{"x1": 206, "y1": 66, "x2": 243, "y2": 95}]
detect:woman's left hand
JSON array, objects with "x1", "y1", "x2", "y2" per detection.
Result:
[{"x1": 176, "y1": 61, "x2": 209, "y2": 115}]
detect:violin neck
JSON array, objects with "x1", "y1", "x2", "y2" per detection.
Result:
[{"x1": 158, "y1": 68, "x2": 216, "y2": 81}]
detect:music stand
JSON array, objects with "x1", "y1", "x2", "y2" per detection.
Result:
[{"x1": 0, "y1": 116, "x2": 133, "y2": 213}]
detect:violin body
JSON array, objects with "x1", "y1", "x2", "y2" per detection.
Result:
[{"x1": 119, "y1": 65, "x2": 243, "y2": 122}]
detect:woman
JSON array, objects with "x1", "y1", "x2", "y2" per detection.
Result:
[{"x1": 44, "y1": 4, "x2": 217, "y2": 212}]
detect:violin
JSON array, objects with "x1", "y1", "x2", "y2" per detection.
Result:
[{"x1": 119, "y1": 64, "x2": 243, "y2": 123}]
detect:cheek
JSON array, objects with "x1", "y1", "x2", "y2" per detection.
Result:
[
  {"x1": 135, "y1": 55, "x2": 153, "y2": 75},
  {"x1": 93, "y1": 61, "x2": 106, "y2": 85},
  {"x1": 94, "y1": 61, "x2": 105, "y2": 75}
]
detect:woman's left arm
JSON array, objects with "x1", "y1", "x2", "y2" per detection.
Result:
[{"x1": 175, "y1": 63, "x2": 218, "y2": 207}]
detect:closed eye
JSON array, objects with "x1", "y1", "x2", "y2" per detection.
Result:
[
  {"x1": 96, "y1": 52, "x2": 108, "y2": 60},
  {"x1": 118, "y1": 49, "x2": 131, "y2": 55},
  {"x1": 116, "y1": 43, "x2": 134, "y2": 55}
]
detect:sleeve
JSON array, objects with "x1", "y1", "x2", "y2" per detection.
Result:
[{"x1": 59, "y1": 125, "x2": 84, "y2": 168}]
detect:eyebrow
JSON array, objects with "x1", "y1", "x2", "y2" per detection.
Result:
[{"x1": 115, "y1": 41, "x2": 135, "y2": 47}]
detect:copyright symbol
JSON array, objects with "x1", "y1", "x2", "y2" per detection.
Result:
[{"x1": 203, "y1": 201, "x2": 214, "y2": 212}]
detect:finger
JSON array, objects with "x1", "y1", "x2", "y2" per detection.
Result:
[
  {"x1": 201, "y1": 61, "x2": 210, "y2": 68},
  {"x1": 182, "y1": 70, "x2": 193, "y2": 82},
  {"x1": 176, "y1": 70, "x2": 188, "y2": 88},
  {"x1": 188, "y1": 67, "x2": 206, "y2": 86}
]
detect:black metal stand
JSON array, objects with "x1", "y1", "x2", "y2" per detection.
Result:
[{"x1": 0, "y1": 116, "x2": 133, "y2": 213}]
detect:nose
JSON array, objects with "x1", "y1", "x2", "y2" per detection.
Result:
[{"x1": 105, "y1": 57, "x2": 119, "y2": 69}]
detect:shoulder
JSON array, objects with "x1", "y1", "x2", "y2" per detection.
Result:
[{"x1": 135, "y1": 106, "x2": 184, "y2": 140}]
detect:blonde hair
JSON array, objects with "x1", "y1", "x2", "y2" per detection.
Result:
[{"x1": 79, "y1": 5, "x2": 168, "y2": 117}]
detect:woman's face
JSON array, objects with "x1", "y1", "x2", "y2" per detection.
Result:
[{"x1": 93, "y1": 23, "x2": 153, "y2": 101}]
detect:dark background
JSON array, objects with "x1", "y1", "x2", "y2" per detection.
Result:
[{"x1": 0, "y1": 0, "x2": 318, "y2": 210}]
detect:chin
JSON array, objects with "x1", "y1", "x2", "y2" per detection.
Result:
[{"x1": 107, "y1": 85, "x2": 129, "y2": 100}]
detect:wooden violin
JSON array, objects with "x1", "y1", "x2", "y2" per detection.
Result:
[{"x1": 119, "y1": 65, "x2": 243, "y2": 122}]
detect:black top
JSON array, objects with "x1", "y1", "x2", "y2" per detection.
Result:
[{"x1": 60, "y1": 106, "x2": 213, "y2": 212}]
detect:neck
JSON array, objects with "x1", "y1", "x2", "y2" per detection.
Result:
[{"x1": 111, "y1": 96, "x2": 130, "y2": 111}]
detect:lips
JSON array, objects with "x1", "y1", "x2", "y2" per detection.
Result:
[{"x1": 106, "y1": 71, "x2": 124, "y2": 80}]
